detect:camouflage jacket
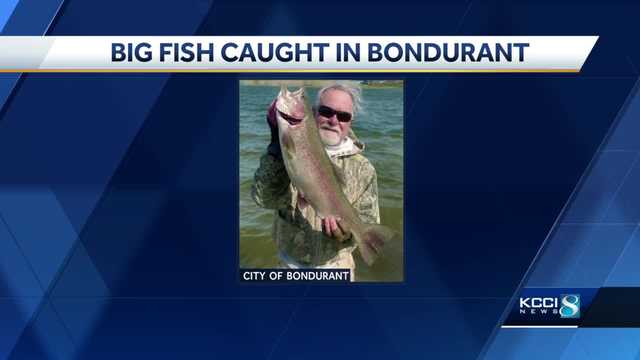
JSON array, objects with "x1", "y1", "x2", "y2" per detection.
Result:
[{"x1": 251, "y1": 131, "x2": 380, "y2": 266}]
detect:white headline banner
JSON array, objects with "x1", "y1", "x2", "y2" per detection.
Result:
[{"x1": 0, "y1": 36, "x2": 598, "y2": 72}]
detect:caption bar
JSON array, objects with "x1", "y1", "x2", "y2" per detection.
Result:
[
  {"x1": 240, "y1": 269, "x2": 351, "y2": 283},
  {"x1": 0, "y1": 36, "x2": 597, "y2": 72}
]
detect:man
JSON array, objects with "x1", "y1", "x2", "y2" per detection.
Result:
[{"x1": 251, "y1": 82, "x2": 380, "y2": 279}]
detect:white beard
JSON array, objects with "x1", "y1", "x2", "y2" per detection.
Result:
[
  {"x1": 319, "y1": 128, "x2": 342, "y2": 146},
  {"x1": 324, "y1": 136, "x2": 355, "y2": 158}
]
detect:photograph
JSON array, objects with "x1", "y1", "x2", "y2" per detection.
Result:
[{"x1": 239, "y1": 79, "x2": 404, "y2": 282}]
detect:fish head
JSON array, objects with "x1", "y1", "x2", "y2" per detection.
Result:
[{"x1": 275, "y1": 85, "x2": 307, "y2": 130}]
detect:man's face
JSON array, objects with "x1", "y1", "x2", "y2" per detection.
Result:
[{"x1": 315, "y1": 89, "x2": 353, "y2": 146}]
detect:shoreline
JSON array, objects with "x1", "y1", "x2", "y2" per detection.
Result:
[{"x1": 239, "y1": 80, "x2": 403, "y2": 89}]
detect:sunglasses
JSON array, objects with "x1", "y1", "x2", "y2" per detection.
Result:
[{"x1": 317, "y1": 105, "x2": 353, "y2": 123}]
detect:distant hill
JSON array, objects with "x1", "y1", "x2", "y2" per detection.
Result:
[
  {"x1": 360, "y1": 80, "x2": 403, "y2": 88},
  {"x1": 240, "y1": 80, "x2": 403, "y2": 88}
]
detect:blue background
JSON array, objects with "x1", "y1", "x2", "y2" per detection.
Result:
[{"x1": 1, "y1": 0, "x2": 640, "y2": 359}]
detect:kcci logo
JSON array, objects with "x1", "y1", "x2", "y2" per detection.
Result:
[
  {"x1": 560, "y1": 294, "x2": 580, "y2": 318},
  {"x1": 519, "y1": 294, "x2": 580, "y2": 319}
]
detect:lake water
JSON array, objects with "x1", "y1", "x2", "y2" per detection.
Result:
[{"x1": 239, "y1": 84, "x2": 404, "y2": 282}]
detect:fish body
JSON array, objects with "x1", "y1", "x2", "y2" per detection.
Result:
[{"x1": 274, "y1": 85, "x2": 393, "y2": 265}]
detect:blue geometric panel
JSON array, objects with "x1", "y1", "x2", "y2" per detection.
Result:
[
  {"x1": 484, "y1": 310, "x2": 640, "y2": 359},
  {"x1": 9, "y1": 300, "x2": 75, "y2": 360},
  {"x1": 0, "y1": 0, "x2": 19, "y2": 32},
  {"x1": 0, "y1": 0, "x2": 66, "y2": 136},
  {"x1": 605, "y1": 227, "x2": 640, "y2": 286},
  {"x1": 0, "y1": 75, "x2": 169, "y2": 358},
  {"x1": 563, "y1": 151, "x2": 638, "y2": 223},
  {"x1": 0, "y1": 70, "x2": 171, "y2": 360},
  {"x1": 1, "y1": 0, "x2": 64, "y2": 35},
  {"x1": 606, "y1": 82, "x2": 640, "y2": 151},
  {"x1": 0, "y1": 298, "x2": 40, "y2": 358},
  {"x1": 484, "y1": 329, "x2": 577, "y2": 360},
  {"x1": 47, "y1": 298, "x2": 103, "y2": 356},
  {"x1": 0, "y1": 217, "x2": 43, "y2": 298},
  {"x1": 46, "y1": 245, "x2": 109, "y2": 354},
  {"x1": 0, "y1": 189, "x2": 78, "y2": 288},
  {"x1": 483, "y1": 80, "x2": 640, "y2": 358},
  {"x1": 0, "y1": 76, "x2": 167, "y2": 229},
  {"x1": 560, "y1": 329, "x2": 640, "y2": 360},
  {"x1": 72, "y1": 299, "x2": 299, "y2": 358},
  {"x1": 603, "y1": 160, "x2": 640, "y2": 223},
  {"x1": 0, "y1": 0, "x2": 223, "y2": 353},
  {"x1": 50, "y1": 245, "x2": 109, "y2": 298},
  {"x1": 0, "y1": 0, "x2": 79, "y2": 358},
  {"x1": 527, "y1": 224, "x2": 635, "y2": 288}
]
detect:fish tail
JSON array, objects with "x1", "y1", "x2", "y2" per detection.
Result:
[{"x1": 354, "y1": 224, "x2": 395, "y2": 266}]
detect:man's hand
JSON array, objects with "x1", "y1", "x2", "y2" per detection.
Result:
[{"x1": 321, "y1": 216, "x2": 352, "y2": 242}]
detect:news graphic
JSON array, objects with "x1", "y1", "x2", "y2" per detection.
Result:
[
  {"x1": 2, "y1": 0, "x2": 640, "y2": 358},
  {"x1": 239, "y1": 80, "x2": 404, "y2": 282}
]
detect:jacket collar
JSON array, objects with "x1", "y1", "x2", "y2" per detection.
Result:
[{"x1": 324, "y1": 129, "x2": 365, "y2": 158}]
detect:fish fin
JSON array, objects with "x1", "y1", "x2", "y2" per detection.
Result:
[
  {"x1": 353, "y1": 224, "x2": 395, "y2": 266},
  {"x1": 292, "y1": 87, "x2": 304, "y2": 96}
]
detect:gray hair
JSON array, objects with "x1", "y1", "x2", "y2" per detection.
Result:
[{"x1": 314, "y1": 81, "x2": 363, "y2": 118}]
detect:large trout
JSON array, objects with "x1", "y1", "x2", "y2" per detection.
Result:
[{"x1": 274, "y1": 85, "x2": 394, "y2": 265}]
